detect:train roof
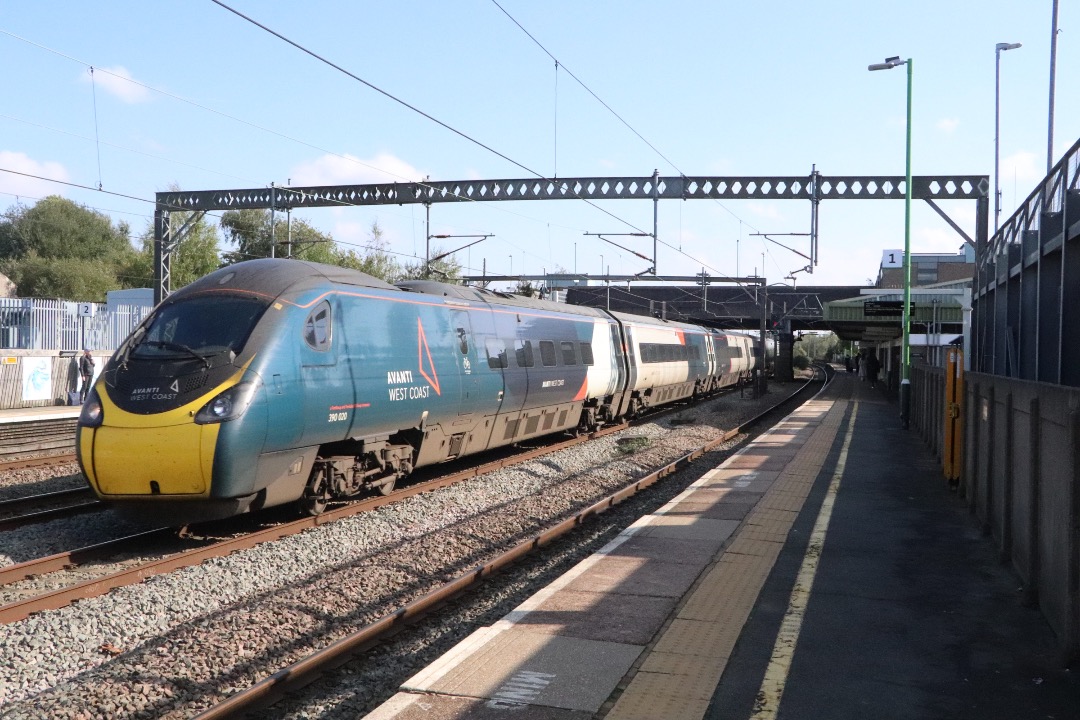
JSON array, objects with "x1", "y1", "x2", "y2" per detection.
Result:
[
  {"x1": 607, "y1": 309, "x2": 714, "y2": 333},
  {"x1": 174, "y1": 258, "x2": 398, "y2": 301},
  {"x1": 396, "y1": 280, "x2": 611, "y2": 319}
]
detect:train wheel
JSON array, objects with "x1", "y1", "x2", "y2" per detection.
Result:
[
  {"x1": 370, "y1": 475, "x2": 396, "y2": 496},
  {"x1": 300, "y1": 464, "x2": 332, "y2": 516}
]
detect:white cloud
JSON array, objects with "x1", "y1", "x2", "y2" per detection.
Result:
[
  {"x1": 289, "y1": 152, "x2": 426, "y2": 187},
  {"x1": 81, "y1": 66, "x2": 151, "y2": 104},
  {"x1": 0, "y1": 151, "x2": 70, "y2": 200},
  {"x1": 936, "y1": 117, "x2": 960, "y2": 133},
  {"x1": 1000, "y1": 150, "x2": 1040, "y2": 184}
]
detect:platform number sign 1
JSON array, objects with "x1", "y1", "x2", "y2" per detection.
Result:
[
  {"x1": 77, "y1": 303, "x2": 96, "y2": 318},
  {"x1": 881, "y1": 250, "x2": 904, "y2": 269}
]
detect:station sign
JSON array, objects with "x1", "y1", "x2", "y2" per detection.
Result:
[
  {"x1": 881, "y1": 250, "x2": 905, "y2": 268},
  {"x1": 863, "y1": 300, "x2": 908, "y2": 317}
]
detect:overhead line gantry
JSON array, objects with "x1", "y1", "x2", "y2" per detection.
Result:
[{"x1": 154, "y1": 171, "x2": 988, "y2": 303}]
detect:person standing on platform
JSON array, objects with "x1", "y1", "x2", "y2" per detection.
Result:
[
  {"x1": 866, "y1": 350, "x2": 881, "y2": 388},
  {"x1": 79, "y1": 349, "x2": 95, "y2": 402},
  {"x1": 855, "y1": 351, "x2": 864, "y2": 381}
]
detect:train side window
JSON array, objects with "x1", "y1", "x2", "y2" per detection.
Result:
[
  {"x1": 486, "y1": 339, "x2": 508, "y2": 369},
  {"x1": 539, "y1": 341, "x2": 557, "y2": 366},
  {"x1": 516, "y1": 340, "x2": 535, "y2": 367},
  {"x1": 560, "y1": 341, "x2": 577, "y2": 365},
  {"x1": 456, "y1": 327, "x2": 469, "y2": 355},
  {"x1": 580, "y1": 342, "x2": 594, "y2": 365},
  {"x1": 486, "y1": 338, "x2": 508, "y2": 369},
  {"x1": 304, "y1": 301, "x2": 332, "y2": 351}
]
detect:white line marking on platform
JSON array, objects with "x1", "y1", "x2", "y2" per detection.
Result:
[{"x1": 750, "y1": 402, "x2": 858, "y2": 720}]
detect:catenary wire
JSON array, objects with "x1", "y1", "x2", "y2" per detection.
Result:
[
  {"x1": 207, "y1": 0, "x2": 649, "y2": 236},
  {"x1": 0, "y1": 28, "x2": 611, "y2": 241}
]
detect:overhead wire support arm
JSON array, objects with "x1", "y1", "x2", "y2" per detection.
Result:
[
  {"x1": 584, "y1": 231, "x2": 654, "y2": 274},
  {"x1": 749, "y1": 232, "x2": 813, "y2": 262},
  {"x1": 428, "y1": 235, "x2": 492, "y2": 264}
]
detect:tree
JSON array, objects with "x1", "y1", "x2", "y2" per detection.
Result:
[
  {"x1": 514, "y1": 279, "x2": 537, "y2": 297},
  {"x1": 0, "y1": 196, "x2": 137, "y2": 300},
  {"x1": 219, "y1": 208, "x2": 274, "y2": 263},
  {"x1": 334, "y1": 221, "x2": 401, "y2": 282},
  {"x1": 220, "y1": 209, "x2": 337, "y2": 265},
  {"x1": 398, "y1": 248, "x2": 462, "y2": 283},
  {"x1": 126, "y1": 207, "x2": 221, "y2": 291},
  {"x1": 794, "y1": 332, "x2": 840, "y2": 361}
]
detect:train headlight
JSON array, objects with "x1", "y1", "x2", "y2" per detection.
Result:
[
  {"x1": 194, "y1": 381, "x2": 258, "y2": 425},
  {"x1": 78, "y1": 388, "x2": 104, "y2": 428}
]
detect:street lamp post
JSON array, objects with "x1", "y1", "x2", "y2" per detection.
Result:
[
  {"x1": 995, "y1": 42, "x2": 1022, "y2": 233},
  {"x1": 869, "y1": 55, "x2": 913, "y2": 429}
]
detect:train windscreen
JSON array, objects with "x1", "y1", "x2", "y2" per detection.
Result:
[{"x1": 130, "y1": 296, "x2": 269, "y2": 360}]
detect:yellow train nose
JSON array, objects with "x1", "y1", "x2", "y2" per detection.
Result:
[
  {"x1": 80, "y1": 387, "x2": 223, "y2": 498},
  {"x1": 86, "y1": 422, "x2": 219, "y2": 496}
]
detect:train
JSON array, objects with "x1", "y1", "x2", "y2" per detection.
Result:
[{"x1": 76, "y1": 259, "x2": 762, "y2": 523}]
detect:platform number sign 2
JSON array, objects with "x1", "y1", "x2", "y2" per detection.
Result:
[
  {"x1": 881, "y1": 250, "x2": 904, "y2": 269},
  {"x1": 77, "y1": 303, "x2": 96, "y2": 318}
]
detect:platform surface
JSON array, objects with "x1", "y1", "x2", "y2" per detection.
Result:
[
  {"x1": 367, "y1": 371, "x2": 1080, "y2": 720},
  {"x1": 0, "y1": 405, "x2": 81, "y2": 423}
]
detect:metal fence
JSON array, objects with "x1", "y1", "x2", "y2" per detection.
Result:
[{"x1": 0, "y1": 298, "x2": 151, "y2": 352}]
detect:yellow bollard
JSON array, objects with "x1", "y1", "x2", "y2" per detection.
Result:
[{"x1": 943, "y1": 349, "x2": 964, "y2": 485}]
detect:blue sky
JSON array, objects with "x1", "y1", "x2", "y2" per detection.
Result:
[{"x1": 2, "y1": 1, "x2": 1076, "y2": 288}]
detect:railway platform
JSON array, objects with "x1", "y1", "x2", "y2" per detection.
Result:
[
  {"x1": 367, "y1": 369, "x2": 1080, "y2": 720},
  {"x1": 0, "y1": 405, "x2": 80, "y2": 423}
]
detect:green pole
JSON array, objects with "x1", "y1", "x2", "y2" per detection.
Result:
[{"x1": 900, "y1": 58, "x2": 913, "y2": 429}]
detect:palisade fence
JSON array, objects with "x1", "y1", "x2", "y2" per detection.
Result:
[
  {"x1": 0, "y1": 298, "x2": 150, "y2": 352},
  {"x1": 0, "y1": 298, "x2": 151, "y2": 409}
]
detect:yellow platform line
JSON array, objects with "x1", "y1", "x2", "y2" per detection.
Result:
[{"x1": 605, "y1": 397, "x2": 852, "y2": 720}]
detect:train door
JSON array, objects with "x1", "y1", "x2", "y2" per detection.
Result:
[
  {"x1": 610, "y1": 320, "x2": 635, "y2": 418},
  {"x1": 449, "y1": 309, "x2": 480, "y2": 417},
  {"x1": 299, "y1": 298, "x2": 346, "y2": 445},
  {"x1": 704, "y1": 333, "x2": 717, "y2": 390}
]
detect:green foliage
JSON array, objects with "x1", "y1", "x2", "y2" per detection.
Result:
[
  {"x1": 127, "y1": 207, "x2": 221, "y2": 291},
  {"x1": 0, "y1": 196, "x2": 138, "y2": 300},
  {"x1": 5, "y1": 255, "x2": 124, "y2": 301},
  {"x1": 398, "y1": 246, "x2": 463, "y2": 282},
  {"x1": 514, "y1": 279, "x2": 536, "y2": 297},
  {"x1": 333, "y1": 221, "x2": 401, "y2": 282},
  {"x1": 794, "y1": 332, "x2": 840, "y2": 361},
  {"x1": 793, "y1": 354, "x2": 811, "y2": 370},
  {"x1": 615, "y1": 436, "x2": 650, "y2": 454},
  {"x1": 220, "y1": 208, "x2": 275, "y2": 263},
  {"x1": 220, "y1": 209, "x2": 339, "y2": 265}
]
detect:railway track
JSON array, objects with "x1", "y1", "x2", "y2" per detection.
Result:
[
  {"x1": 0, "y1": 417, "x2": 636, "y2": 624},
  {"x1": 0, "y1": 451, "x2": 78, "y2": 473},
  {"x1": 190, "y1": 368, "x2": 826, "y2": 719},
  {"x1": 0, "y1": 418, "x2": 77, "y2": 463},
  {"x1": 0, "y1": 487, "x2": 100, "y2": 531},
  {"x1": 0, "y1": 385, "x2": 749, "y2": 624},
  {"x1": 0, "y1": 374, "x2": 824, "y2": 717}
]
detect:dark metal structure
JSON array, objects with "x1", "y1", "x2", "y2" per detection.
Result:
[
  {"x1": 154, "y1": 172, "x2": 988, "y2": 304},
  {"x1": 973, "y1": 135, "x2": 1080, "y2": 386}
]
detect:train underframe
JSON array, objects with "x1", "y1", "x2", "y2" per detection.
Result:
[{"x1": 292, "y1": 375, "x2": 740, "y2": 516}]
